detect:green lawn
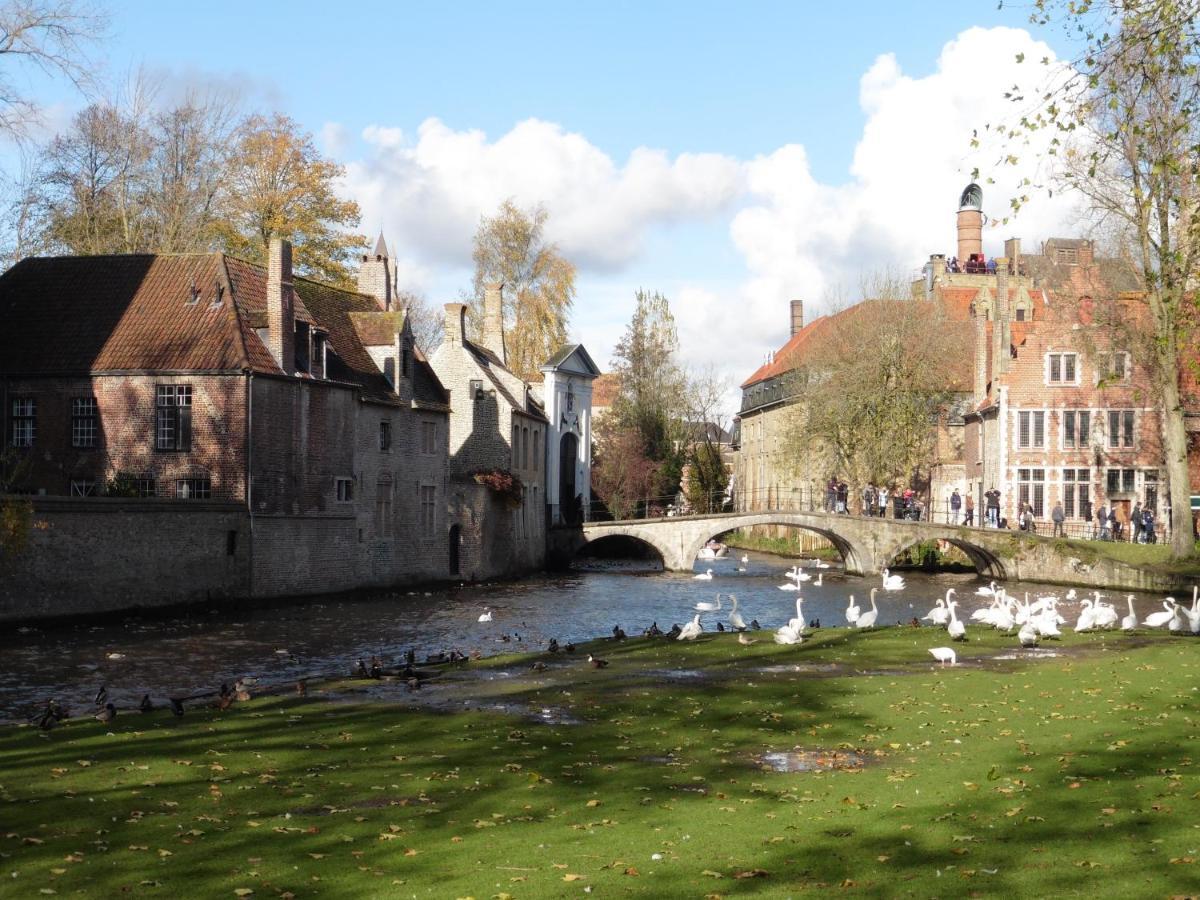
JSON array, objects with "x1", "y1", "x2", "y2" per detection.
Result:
[{"x1": 2, "y1": 628, "x2": 1198, "y2": 897}]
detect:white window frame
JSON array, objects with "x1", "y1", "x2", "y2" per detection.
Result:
[
  {"x1": 1016, "y1": 410, "x2": 1045, "y2": 449},
  {"x1": 1061, "y1": 409, "x2": 1092, "y2": 450},
  {"x1": 1106, "y1": 409, "x2": 1135, "y2": 449},
  {"x1": 71, "y1": 396, "x2": 98, "y2": 449},
  {"x1": 1097, "y1": 351, "x2": 1132, "y2": 384},
  {"x1": 1045, "y1": 352, "x2": 1079, "y2": 386}
]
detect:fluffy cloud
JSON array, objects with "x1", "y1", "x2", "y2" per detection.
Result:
[{"x1": 336, "y1": 26, "x2": 1082, "y2": 410}]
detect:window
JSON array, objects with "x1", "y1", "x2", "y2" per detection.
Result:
[
  {"x1": 10, "y1": 397, "x2": 35, "y2": 447},
  {"x1": 71, "y1": 397, "x2": 98, "y2": 448},
  {"x1": 379, "y1": 420, "x2": 392, "y2": 452},
  {"x1": 1017, "y1": 410, "x2": 1045, "y2": 449},
  {"x1": 567, "y1": 390, "x2": 575, "y2": 412},
  {"x1": 469, "y1": 378, "x2": 483, "y2": 400},
  {"x1": 402, "y1": 345, "x2": 410, "y2": 378},
  {"x1": 1144, "y1": 470, "x2": 1159, "y2": 511},
  {"x1": 1099, "y1": 351, "x2": 1130, "y2": 382},
  {"x1": 419, "y1": 484, "x2": 436, "y2": 536},
  {"x1": 1015, "y1": 307, "x2": 1026, "y2": 322},
  {"x1": 1055, "y1": 247, "x2": 1079, "y2": 265},
  {"x1": 522, "y1": 426, "x2": 529, "y2": 469},
  {"x1": 1107, "y1": 410, "x2": 1134, "y2": 448},
  {"x1": 1063, "y1": 410, "x2": 1091, "y2": 449},
  {"x1": 133, "y1": 477, "x2": 156, "y2": 498},
  {"x1": 155, "y1": 385, "x2": 192, "y2": 451},
  {"x1": 1063, "y1": 468, "x2": 1090, "y2": 519},
  {"x1": 175, "y1": 477, "x2": 211, "y2": 499},
  {"x1": 512, "y1": 424, "x2": 519, "y2": 468},
  {"x1": 375, "y1": 475, "x2": 393, "y2": 537},
  {"x1": 1017, "y1": 468, "x2": 1045, "y2": 517},
  {"x1": 421, "y1": 420, "x2": 437, "y2": 455},
  {"x1": 1106, "y1": 468, "x2": 1136, "y2": 495},
  {"x1": 335, "y1": 477, "x2": 354, "y2": 502},
  {"x1": 1047, "y1": 353, "x2": 1077, "y2": 384},
  {"x1": 69, "y1": 479, "x2": 97, "y2": 497},
  {"x1": 532, "y1": 430, "x2": 540, "y2": 471}
]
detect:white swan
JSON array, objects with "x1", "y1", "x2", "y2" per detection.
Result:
[
  {"x1": 1120, "y1": 595, "x2": 1138, "y2": 632},
  {"x1": 1188, "y1": 586, "x2": 1200, "y2": 634},
  {"x1": 845, "y1": 594, "x2": 860, "y2": 625},
  {"x1": 1168, "y1": 601, "x2": 1186, "y2": 633},
  {"x1": 1074, "y1": 598, "x2": 1097, "y2": 633},
  {"x1": 478, "y1": 608, "x2": 493, "y2": 623},
  {"x1": 928, "y1": 647, "x2": 957, "y2": 667},
  {"x1": 693, "y1": 568, "x2": 714, "y2": 581},
  {"x1": 813, "y1": 573, "x2": 823, "y2": 587},
  {"x1": 881, "y1": 568, "x2": 905, "y2": 592},
  {"x1": 774, "y1": 622, "x2": 803, "y2": 644},
  {"x1": 695, "y1": 594, "x2": 722, "y2": 612},
  {"x1": 1144, "y1": 598, "x2": 1177, "y2": 628},
  {"x1": 777, "y1": 581, "x2": 801, "y2": 591},
  {"x1": 947, "y1": 601, "x2": 966, "y2": 641},
  {"x1": 856, "y1": 588, "x2": 879, "y2": 629},
  {"x1": 728, "y1": 595, "x2": 746, "y2": 631},
  {"x1": 677, "y1": 614, "x2": 703, "y2": 641},
  {"x1": 976, "y1": 581, "x2": 998, "y2": 598},
  {"x1": 1018, "y1": 620, "x2": 1039, "y2": 648},
  {"x1": 921, "y1": 597, "x2": 948, "y2": 625},
  {"x1": 740, "y1": 554, "x2": 749, "y2": 565}
]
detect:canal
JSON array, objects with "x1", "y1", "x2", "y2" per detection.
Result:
[{"x1": 0, "y1": 551, "x2": 1165, "y2": 722}]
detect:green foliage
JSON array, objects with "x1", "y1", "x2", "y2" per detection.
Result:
[
  {"x1": 2, "y1": 630, "x2": 1198, "y2": 896},
  {"x1": 684, "y1": 440, "x2": 728, "y2": 514},
  {"x1": 591, "y1": 419, "x2": 657, "y2": 520},
  {"x1": 103, "y1": 471, "x2": 142, "y2": 498}
]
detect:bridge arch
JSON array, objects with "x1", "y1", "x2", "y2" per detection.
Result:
[
  {"x1": 687, "y1": 518, "x2": 866, "y2": 575},
  {"x1": 574, "y1": 532, "x2": 666, "y2": 566},
  {"x1": 877, "y1": 535, "x2": 1007, "y2": 580}
]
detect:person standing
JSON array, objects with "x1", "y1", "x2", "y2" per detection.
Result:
[
  {"x1": 1051, "y1": 501, "x2": 1065, "y2": 537},
  {"x1": 949, "y1": 489, "x2": 962, "y2": 525},
  {"x1": 1097, "y1": 503, "x2": 1109, "y2": 540},
  {"x1": 836, "y1": 480, "x2": 849, "y2": 514},
  {"x1": 964, "y1": 492, "x2": 975, "y2": 526},
  {"x1": 825, "y1": 476, "x2": 837, "y2": 513},
  {"x1": 862, "y1": 482, "x2": 877, "y2": 517},
  {"x1": 1131, "y1": 501, "x2": 1143, "y2": 543},
  {"x1": 1143, "y1": 507, "x2": 1156, "y2": 543},
  {"x1": 877, "y1": 485, "x2": 889, "y2": 518},
  {"x1": 986, "y1": 488, "x2": 1001, "y2": 527}
]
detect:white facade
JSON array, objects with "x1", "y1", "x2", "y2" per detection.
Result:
[{"x1": 539, "y1": 345, "x2": 600, "y2": 524}]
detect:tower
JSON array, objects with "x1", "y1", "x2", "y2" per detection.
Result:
[{"x1": 357, "y1": 230, "x2": 395, "y2": 310}]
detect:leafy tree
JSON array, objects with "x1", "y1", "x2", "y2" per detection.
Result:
[
  {"x1": 471, "y1": 199, "x2": 575, "y2": 379},
  {"x1": 1001, "y1": 0, "x2": 1199, "y2": 557},
  {"x1": 608, "y1": 289, "x2": 689, "y2": 499},
  {"x1": 591, "y1": 419, "x2": 658, "y2": 520},
  {"x1": 684, "y1": 440, "x2": 729, "y2": 514},
  {"x1": 216, "y1": 113, "x2": 365, "y2": 285}
]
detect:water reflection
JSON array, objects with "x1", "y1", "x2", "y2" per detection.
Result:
[{"x1": 0, "y1": 551, "x2": 1164, "y2": 722}]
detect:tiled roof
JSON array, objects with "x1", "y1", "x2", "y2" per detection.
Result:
[{"x1": 0, "y1": 254, "x2": 259, "y2": 374}]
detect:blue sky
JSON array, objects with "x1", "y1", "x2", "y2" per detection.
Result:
[{"x1": 14, "y1": 1, "x2": 1080, "y2": 406}]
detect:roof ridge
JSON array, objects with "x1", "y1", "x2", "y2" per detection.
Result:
[{"x1": 217, "y1": 254, "x2": 252, "y2": 371}]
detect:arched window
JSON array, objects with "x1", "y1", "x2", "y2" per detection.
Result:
[
  {"x1": 375, "y1": 474, "x2": 393, "y2": 537},
  {"x1": 532, "y1": 430, "x2": 540, "y2": 471},
  {"x1": 522, "y1": 426, "x2": 529, "y2": 469}
]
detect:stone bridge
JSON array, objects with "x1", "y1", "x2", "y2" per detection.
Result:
[{"x1": 551, "y1": 510, "x2": 1026, "y2": 577}]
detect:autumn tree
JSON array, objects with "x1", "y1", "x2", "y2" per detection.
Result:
[
  {"x1": 591, "y1": 419, "x2": 658, "y2": 520},
  {"x1": 471, "y1": 199, "x2": 575, "y2": 379},
  {"x1": 784, "y1": 293, "x2": 970, "y2": 499},
  {"x1": 1003, "y1": 0, "x2": 1199, "y2": 556},
  {"x1": 216, "y1": 113, "x2": 364, "y2": 285}
]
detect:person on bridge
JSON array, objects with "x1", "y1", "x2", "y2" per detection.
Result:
[
  {"x1": 963, "y1": 492, "x2": 975, "y2": 526},
  {"x1": 862, "y1": 482, "x2": 877, "y2": 517},
  {"x1": 1051, "y1": 501, "x2": 1065, "y2": 537},
  {"x1": 825, "y1": 477, "x2": 837, "y2": 513},
  {"x1": 950, "y1": 489, "x2": 961, "y2": 524},
  {"x1": 877, "y1": 485, "x2": 889, "y2": 518},
  {"x1": 985, "y1": 489, "x2": 1001, "y2": 527}
]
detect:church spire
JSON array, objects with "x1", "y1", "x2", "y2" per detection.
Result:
[{"x1": 372, "y1": 230, "x2": 388, "y2": 259}]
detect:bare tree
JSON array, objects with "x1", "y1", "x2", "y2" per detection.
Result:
[
  {"x1": 397, "y1": 288, "x2": 444, "y2": 355},
  {"x1": 0, "y1": 0, "x2": 104, "y2": 139}
]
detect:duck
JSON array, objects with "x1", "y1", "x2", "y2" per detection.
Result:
[
  {"x1": 881, "y1": 568, "x2": 905, "y2": 592},
  {"x1": 845, "y1": 595, "x2": 860, "y2": 626},
  {"x1": 677, "y1": 614, "x2": 703, "y2": 641},
  {"x1": 169, "y1": 697, "x2": 185, "y2": 717},
  {"x1": 138, "y1": 694, "x2": 153, "y2": 713},
  {"x1": 947, "y1": 601, "x2": 966, "y2": 641},
  {"x1": 95, "y1": 702, "x2": 116, "y2": 725},
  {"x1": 928, "y1": 647, "x2": 957, "y2": 667},
  {"x1": 1120, "y1": 595, "x2": 1138, "y2": 632},
  {"x1": 478, "y1": 608, "x2": 493, "y2": 623},
  {"x1": 855, "y1": 588, "x2": 879, "y2": 629},
  {"x1": 693, "y1": 569, "x2": 714, "y2": 581},
  {"x1": 738, "y1": 632, "x2": 758, "y2": 645},
  {"x1": 587, "y1": 654, "x2": 609, "y2": 669}
]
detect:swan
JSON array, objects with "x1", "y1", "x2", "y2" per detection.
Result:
[
  {"x1": 793, "y1": 568, "x2": 812, "y2": 582},
  {"x1": 677, "y1": 614, "x2": 703, "y2": 641},
  {"x1": 740, "y1": 554, "x2": 749, "y2": 565},
  {"x1": 1143, "y1": 598, "x2": 1177, "y2": 628},
  {"x1": 774, "y1": 622, "x2": 803, "y2": 644},
  {"x1": 728, "y1": 595, "x2": 747, "y2": 631},
  {"x1": 1018, "y1": 620, "x2": 1039, "y2": 648},
  {"x1": 1187, "y1": 586, "x2": 1200, "y2": 634},
  {"x1": 813, "y1": 573, "x2": 823, "y2": 587},
  {"x1": 947, "y1": 601, "x2": 966, "y2": 641},
  {"x1": 815, "y1": 560, "x2": 830, "y2": 569},
  {"x1": 478, "y1": 608, "x2": 493, "y2": 623},
  {"x1": 881, "y1": 568, "x2": 905, "y2": 592},
  {"x1": 1065, "y1": 588, "x2": 1078, "y2": 601},
  {"x1": 856, "y1": 588, "x2": 880, "y2": 629},
  {"x1": 976, "y1": 581, "x2": 998, "y2": 597},
  {"x1": 928, "y1": 647, "x2": 957, "y2": 667},
  {"x1": 845, "y1": 595, "x2": 860, "y2": 625},
  {"x1": 1168, "y1": 602, "x2": 1186, "y2": 633},
  {"x1": 695, "y1": 594, "x2": 722, "y2": 612},
  {"x1": 777, "y1": 581, "x2": 801, "y2": 591},
  {"x1": 921, "y1": 597, "x2": 948, "y2": 625},
  {"x1": 1120, "y1": 595, "x2": 1138, "y2": 632},
  {"x1": 1074, "y1": 598, "x2": 1097, "y2": 633},
  {"x1": 693, "y1": 568, "x2": 714, "y2": 581}
]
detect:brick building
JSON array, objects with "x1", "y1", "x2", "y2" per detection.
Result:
[
  {"x1": 429, "y1": 285, "x2": 598, "y2": 580},
  {"x1": 0, "y1": 238, "x2": 452, "y2": 617}
]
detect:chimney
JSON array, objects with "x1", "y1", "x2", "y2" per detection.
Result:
[
  {"x1": 973, "y1": 313, "x2": 988, "y2": 403},
  {"x1": 267, "y1": 237, "x2": 295, "y2": 372},
  {"x1": 482, "y1": 282, "x2": 507, "y2": 364},
  {"x1": 957, "y1": 207, "x2": 982, "y2": 263},
  {"x1": 1004, "y1": 237, "x2": 1021, "y2": 276},
  {"x1": 790, "y1": 299, "x2": 805, "y2": 336},
  {"x1": 443, "y1": 302, "x2": 466, "y2": 347}
]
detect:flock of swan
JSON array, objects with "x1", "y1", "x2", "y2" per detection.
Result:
[{"x1": 679, "y1": 561, "x2": 1199, "y2": 667}]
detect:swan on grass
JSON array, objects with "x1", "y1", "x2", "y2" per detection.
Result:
[
  {"x1": 693, "y1": 568, "x2": 714, "y2": 581},
  {"x1": 1120, "y1": 595, "x2": 1138, "y2": 632},
  {"x1": 947, "y1": 601, "x2": 966, "y2": 641},
  {"x1": 1074, "y1": 598, "x2": 1097, "y2": 633},
  {"x1": 1187, "y1": 586, "x2": 1200, "y2": 634},
  {"x1": 1018, "y1": 620, "x2": 1039, "y2": 648},
  {"x1": 845, "y1": 595, "x2": 860, "y2": 626},
  {"x1": 928, "y1": 647, "x2": 957, "y2": 667},
  {"x1": 1143, "y1": 598, "x2": 1177, "y2": 628},
  {"x1": 678, "y1": 614, "x2": 703, "y2": 641},
  {"x1": 922, "y1": 589, "x2": 955, "y2": 625},
  {"x1": 856, "y1": 588, "x2": 879, "y2": 629}
]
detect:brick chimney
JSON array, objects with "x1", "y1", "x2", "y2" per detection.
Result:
[
  {"x1": 443, "y1": 302, "x2": 466, "y2": 347},
  {"x1": 267, "y1": 237, "x2": 295, "y2": 372},
  {"x1": 996, "y1": 258, "x2": 1011, "y2": 374},
  {"x1": 790, "y1": 299, "x2": 804, "y2": 336},
  {"x1": 481, "y1": 282, "x2": 507, "y2": 364}
]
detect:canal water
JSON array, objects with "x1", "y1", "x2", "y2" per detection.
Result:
[{"x1": 0, "y1": 551, "x2": 1170, "y2": 722}]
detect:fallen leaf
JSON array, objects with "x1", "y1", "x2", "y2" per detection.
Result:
[
  {"x1": 562, "y1": 873, "x2": 583, "y2": 881},
  {"x1": 734, "y1": 869, "x2": 770, "y2": 879}
]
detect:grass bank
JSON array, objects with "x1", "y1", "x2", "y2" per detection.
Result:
[{"x1": 2, "y1": 628, "x2": 1198, "y2": 897}]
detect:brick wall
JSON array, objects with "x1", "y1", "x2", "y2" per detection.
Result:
[{"x1": 2, "y1": 373, "x2": 247, "y2": 499}]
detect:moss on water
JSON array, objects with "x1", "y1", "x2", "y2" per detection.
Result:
[{"x1": 1, "y1": 628, "x2": 1198, "y2": 897}]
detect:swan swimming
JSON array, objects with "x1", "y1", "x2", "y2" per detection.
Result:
[
  {"x1": 693, "y1": 568, "x2": 714, "y2": 581},
  {"x1": 478, "y1": 608, "x2": 493, "y2": 623},
  {"x1": 881, "y1": 568, "x2": 905, "y2": 592},
  {"x1": 695, "y1": 594, "x2": 722, "y2": 612}
]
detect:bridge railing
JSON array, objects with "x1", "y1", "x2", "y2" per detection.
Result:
[{"x1": 586, "y1": 486, "x2": 1168, "y2": 543}]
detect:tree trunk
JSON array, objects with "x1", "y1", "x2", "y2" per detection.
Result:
[{"x1": 1156, "y1": 344, "x2": 1193, "y2": 557}]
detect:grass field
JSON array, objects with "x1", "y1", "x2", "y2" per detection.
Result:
[{"x1": 2, "y1": 627, "x2": 1198, "y2": 898}]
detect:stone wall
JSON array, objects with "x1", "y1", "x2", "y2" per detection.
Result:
[{"x1": 0, "y1": 497, "x2": 249, "y2": 622}]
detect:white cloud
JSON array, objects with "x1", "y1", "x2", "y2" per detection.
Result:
[{"x1": 334, "y1": 25, "x2": 1083, "y2": 413}]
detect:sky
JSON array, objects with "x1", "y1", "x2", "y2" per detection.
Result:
[{"x1": 9, "y1": 1, "x2": 1087, "y2": 411}]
